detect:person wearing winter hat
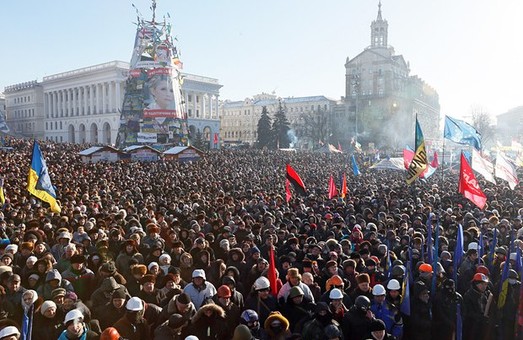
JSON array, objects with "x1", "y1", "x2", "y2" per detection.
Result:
[
  {"x1": 20, "y1": 289, "x2": 38, "y2": 340},
  {"x1": 182, "y1": 269, "x2": 216, "y2": 309},
  {"x1": 61, "y1": 254, "x2": 95, "y2": 302},
  {"x1": 0, "y1": 326, "x2": 20, "y2": 340},
  {"x1": 264, "y1": 311, "x2": 291, "y2": 339},
  {"x1": 302, "y1": 302, "x2": 338, "y2": 339},
  {"x1": 277, "y1": 267, "x2": 315, "y2": 304},
  {"x1": 113, "y1": 297, "x2": 149, "y2": 340},
  {"x1": 154, "y1": 313, "x2": 189, "y2": 340},
  {"x1": 232, "y1": 324, "x2": 253, "y2": 340},
  {"x1": 350, "y1": 273, "x2": 373, "y2": 301},
  {"x1": 96, "y1": 287, "x2": 128, "y2": 330},
  {"x1": 33, "y1": 300, "x2": 63, "y2": 340},
  {"x1": 58, "y1": 309, "x2": 98, "y2": 340},
  {"x1": 368, "y1": 318, "x2": 393, "y2": 340},
  {"x1": 187, "y1": 303, "x2": 228, "y2": 340}
]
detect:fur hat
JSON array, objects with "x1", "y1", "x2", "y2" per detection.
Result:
[
  {"x1": 21, "y1": 242, "x2": 34, "y2": 251},
  {"x1": 70, "y1": 254, "x2": 85, "y2": 264},
  {"x1": 131, "y1": 264, "x2": 147, "y2": 276},
  {"x1": 141, "y1": 274, "x2": 156, "y2": 284},
  {"x1": 356, "y1": 273, "x2": 370, "y2": 284},
  {"x1": 264, "y1": 311, "x2": 290, "y2": 332},
  {"x1": 286, "y1": 268, "x2": 301, "y2": 280}
]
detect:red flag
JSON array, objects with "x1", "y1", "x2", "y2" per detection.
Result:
[
  {"x1": 341, "y1": 173, "x2": 347, "y2": 199},
  {"x1": 431, "y1": 151, "x2": 439, "y2": 168},
  {"x1": 338, "y1": 142, "x2": 342, "y2": 152},
  {"x1": 286, "y1": 164, "x2": 306, "y2": 196},
  {"x1": 268, "y1": 246, "x2": 278, "y2": 296},
  {"x1": 285, "y1": 179, "x2": 291, "y2": 203},
  {"x1": 328, "y1": 175, "x2": 338, "y2": 199},
  {"x1": 403, "y1": 147, "x2": 414, "y2": 170},
  {"x1": 459, "y1": 152, "x2": 487, "y2": 209},
  {"x1": 213, "y1": 133, "x2": 218, "y2": 145}
]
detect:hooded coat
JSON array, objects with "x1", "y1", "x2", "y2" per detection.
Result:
[{"x1": 187, "y1": 303, "x2": 228, "y2": 340}]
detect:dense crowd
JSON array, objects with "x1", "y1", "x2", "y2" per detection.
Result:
[{"x1": 0, "y1": 138, "x2": 521, "y2": 340}]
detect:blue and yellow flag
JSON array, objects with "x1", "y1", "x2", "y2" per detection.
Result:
[
  {"x1": 27, "y1": 141, "x2": 61, "y2": 213},
  {"x1": 0, "y1": 178, "x2": 5, "y2": 206},
  {"x1": 406, "y1": 118, "x2": 428, "y2": 184}
]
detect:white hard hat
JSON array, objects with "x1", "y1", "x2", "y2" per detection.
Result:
[
  {"x1": 387, "y1": 279, "x2": 401, "y2": 291},
  {"x1": 185, "y1": 336, "x2": 199, "y2": 340},
  {"x1": 192, "y1": 269, "x2": 206, "y2": 280},
  {"x1": 126, "y1": 297, "x2": 144, "y2": 311},
  {"x1": 329, "y1": 288, "x2": 343, "y2": 300},
  {"x1": 253, "y1": 276, "x2": 270, "y2": 290},
  {"x1": 467, "y1": 242, "x2": 479, "y2": 251},
  {"x1": 64, "y1": 309, "x2": 83, "y2": 324},
  {"x1": 372, "y1": 284, "x2": 386, "y2": 296},
  {"x1": 0, "y1": 326, "x2": 20, "y2": 338}
]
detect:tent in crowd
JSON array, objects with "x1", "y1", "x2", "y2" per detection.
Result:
[
  {"x1": 79, "y1": 146, "x2": 125, "y2": 163},
  {"x1": 123, "y1": 145, "x2": 162, "y2": 162},
  {"x1": 163, "y1": 145, "x2": 203, "y2": 162}
]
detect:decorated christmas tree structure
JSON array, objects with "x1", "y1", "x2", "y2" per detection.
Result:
[{"x1": 116, "y1": 1, "x2": 188, "y2": 149}]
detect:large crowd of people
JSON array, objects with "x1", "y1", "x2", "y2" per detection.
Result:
[{"x1": 0, "y1": 138, "x2": 521, "y2": 340}]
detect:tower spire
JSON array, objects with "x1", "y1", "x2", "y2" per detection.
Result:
[{"x1": 370, "y1": 0, "x2": 388, "y2": 48}]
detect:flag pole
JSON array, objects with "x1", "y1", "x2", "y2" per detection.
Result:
[{"x1": 441, "y1": 138, "x2": 445, "y2": 187}]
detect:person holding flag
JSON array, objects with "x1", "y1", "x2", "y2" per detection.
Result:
[
  {"x1": 27, "y1": 141, "x2": 61, "y2": 213},
  {"x1": 406, "y1": 117, "x2": 428, "y2": 184}
]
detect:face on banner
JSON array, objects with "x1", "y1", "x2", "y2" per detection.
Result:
[{"x1": 147, "y1": 74, "x2": 175, "y2": 111}]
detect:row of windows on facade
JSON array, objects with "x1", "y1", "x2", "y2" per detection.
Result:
[
  {"x1": 12, "y1": 96, "x2": 31, "y2": 104},
  {"x1": 16, "y1": 122, "x2": 35, "y2": 132},
  {"x1": 46, "y1": 105, "x2": 114, "y2": 118},
  {"x1": 13, "y1": 109, "x2": 35, "y2": 118},
  {"x1": 223, "y1": 104, "x2": 330, "y2": 117},
  {"x1": 223, "y1": 130, "x2": 256, "y2": 139},
  {"x1": 350, "y1": 68, "x2": 407, "y2": 78}
]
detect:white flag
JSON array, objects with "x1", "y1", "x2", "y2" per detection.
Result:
[
  {"x1": 495, "y1": 152, "x2": 519, "y2": 190},
  {"x1": 472, "y1": 149, "x2": 496, "y2": 184}
]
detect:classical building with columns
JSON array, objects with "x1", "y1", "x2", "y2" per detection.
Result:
[{"x1": 4, "y1": 61, "x2": 221, "y2": 147}]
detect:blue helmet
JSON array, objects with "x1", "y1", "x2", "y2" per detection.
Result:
[{"x1": 240, "y1": 309, "x2": 259, "y2": 324}]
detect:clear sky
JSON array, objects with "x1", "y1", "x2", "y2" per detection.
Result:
[{"x1": 2, "y1": 0, "x2": 522, "y2": 119}]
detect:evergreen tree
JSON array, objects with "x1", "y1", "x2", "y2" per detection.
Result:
[
  {"x1": 271, "y1": 100, "x2": 291, "y2": 149},
  {"x1": 256, "y1": 106, "x2": 273, "y2": 149},
  {"x1": 192, "y1": 129, "x2": 207, "y2": 150}
]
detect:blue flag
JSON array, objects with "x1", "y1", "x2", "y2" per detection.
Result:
[
  {"x1": 400, "y1": 262, "x2": 411, "y2": 316},
  {"x1": 426, "y1": 214, "x2": 433, "y2": 264},
  {"x1": 498, "y1": 235, "x2": 514, "y2": 308},
  {"x1": 351, "y1": 154, "x2": 361, "y2": 176},
  {"x1": 444, "y1": 115, "x2": 482, "y2": 150},
  {"x1": 27, "y1": 141, "x2": 61, "y2": 213},
  {"x1": 454, "y1": 224, "x2": 464, "y2": 283},
  {"x1": 478, "y1": 232, "x2": 483, "y2": 265}
]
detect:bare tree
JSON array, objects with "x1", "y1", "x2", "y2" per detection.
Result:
[
  {"x1": 470, "y1": 105, "x2": 496, "y2": 147},
  {"x1": 295, "y1": 108, "x2": 331, "y2": 149}
]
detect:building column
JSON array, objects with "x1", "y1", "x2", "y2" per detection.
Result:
[
  {"x1": 52, "y1": 91, "x2": 57, "y2": 118},
  {"x1": 108, "y1": 81, "x2": 113, "y2": 113},
  {"x1": 68, "y1": 89, "x2": 73, "y2": 116},
  {"x1": 61, "y1": 90, "x2": 66, "y2": 117},
  {"x1": 102, "y1": 82, "x2": 106, "y2": 114},
  {"x1": 83, "y1": 86, "x2": 88, "y2": 115},
  {"x1": 194, "y1": 92, "x2": 198, "y2": 118},
  {"x1": 90, "y1": 85, "x2": 95, "y2": 115},
  {"x1": 209, "y1": 95, "x2": 214, "y2": 119}
]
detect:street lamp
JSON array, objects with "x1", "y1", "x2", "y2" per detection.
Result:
[{"x1": 350, "y1": 74, "x2": 361, "y2": 141}]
